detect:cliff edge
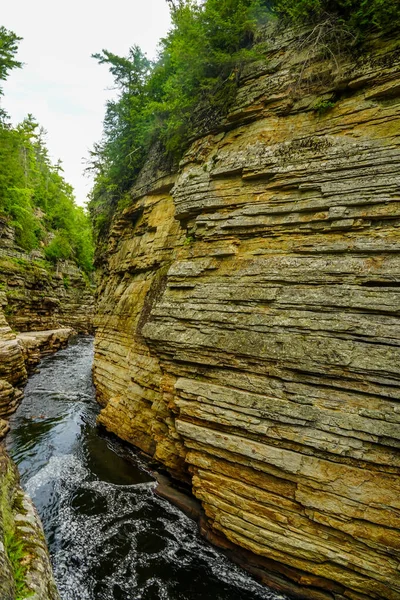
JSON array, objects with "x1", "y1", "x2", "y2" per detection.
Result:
[{"x1": 93, "y1": 26, "x2": 400, "y2": 600}]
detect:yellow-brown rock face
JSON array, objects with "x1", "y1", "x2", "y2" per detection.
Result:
[
  {"x1": 0, "y1": 293, "x2": 26, "y2": 424},
  {"x1": 94, "y1": 28, "x2": 400, "y2": 600},
  {"x1": 0, "y1": 220, "x2": 94, "y2": 334}
]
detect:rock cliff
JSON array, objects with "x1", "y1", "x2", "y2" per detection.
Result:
[
  {"x1": 0, "y1": 218, "x2": 92, "y2": 420},
  {"x1": 0, "y1": 290, "x2": 74, "y2": 425},
  {"x1": 0, "y1": 218, "x2": 94, "y2": 334},
  {"x1": 0, "y1": 246, "x2": 78, "y2": 598},
  {"x1": 93, "y1": 26, "x2": 400, "y2": 600},
  {"x1": 0, "y1": 446, "x2": 60, "y2": 600},
  {"x1": 0, "y1": 293, "x2": 26, "y2": 429}
]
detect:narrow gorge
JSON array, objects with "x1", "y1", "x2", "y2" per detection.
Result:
[
  {"x1": 0, "y1": 216, "x2": 93, "y2": 419},
  {"x1": 92, "y1": 24, "x2": 400, "y2": 600},
  {"x1": 0, "y1": 219, "x2": 93, "y2": 598},
  {"x1": 1, "y1": 2, "x2": 399, "y2": 599}
]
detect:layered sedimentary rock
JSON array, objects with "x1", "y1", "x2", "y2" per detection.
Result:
[
  {"x1": 0, "y1": 290, "x2": 74, "y2": 418},
  {"x1": 0, "y1": 227, "x2": 81, "y2": 599},
  {"x1": 0, "y1": 220, "x2": 92, "y2": 415},
  {"x1": 0, "y1": 293, "x2": 26, "y2": 424},
  {"x1": 93, "y1": 27, "x2": 400, "y2": 600},
  {"x1": 18, "y1": 328, "x2": 75, "y2": 373},
  {"x1": 0, "y1": 221, "x2": 93, "y2": 334},
  {"x1": 0, "y1": 446, "x2": 59, "y2": 600}
]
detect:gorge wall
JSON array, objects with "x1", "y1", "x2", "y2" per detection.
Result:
[
  {"x1": 0, "y1": 448, "x2": 60, "y2": 600},
  {"x1": 0, "y1": 218, "x2": 94, "y2": 335},
  {"x1": 0, "y1": 293, "x2": 26, "y2": 429},
  {"x1": 93, "y1": 26, "x2": 400, "y2": 600},
  {"x1": 0, "y1": 222, "x2": 90, "y2": 598},
  {"x1": 0, "y1": 218, "x2": 93, "y2": 420}
]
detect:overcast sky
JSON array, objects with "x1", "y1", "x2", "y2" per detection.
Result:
[{"x1": 1, "y1": 0, "x2": 172, "y2": 206}]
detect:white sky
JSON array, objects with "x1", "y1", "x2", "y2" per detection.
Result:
[{"x1": 1, "y1": 0, "x2": 172, "y2": 206}]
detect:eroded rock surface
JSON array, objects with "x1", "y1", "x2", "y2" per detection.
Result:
[
  {"x1": 93, "y1": 28, "x2": 400, "y2": 600},
  {"x1": 0, "y1": 293, "x2": 26, "y2": 422},
  {"x1": 0, "y1": 223, "x2": 93, "y2": 334},
  {"x1": 17, "y1": 328, "x2": 75, "y2": 373},
  {"x1": 0, "y1": 446, "x2": 60, "y2": 600},
  {"x1": 0, "y1": 291, "x2": 75, "y2": 418}
]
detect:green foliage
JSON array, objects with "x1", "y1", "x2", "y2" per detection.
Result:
[
  {"x1": 44, "y1": 234, "x2": 72, "y2": 262},
  {"x1": 90, "y1": 45, "x2": 152, "y2": 193},
  {"x1": 13, "y1": 258, "x2": 29, "y2": 267},
  {"x1": 88, "y1": 0, "x2": 268, "y2": 240},
  {"x1": 313, "y1": 97, "x2": 336, "y2": 114},
  {"x1": 0, "y1": 26, "x2": 22, "y2": 94},
  {"x1": 0, "y1": 465, "x2": 30, "y2": 599},
  {"x1": 4, "y1": 531, "x2": 30, "y2": 599},
  {"x1": 0, "y1": 114, "x2": 94, "y2": 272},
  {"x1": 0, "y1": 29, "x2": 94, "y2": 272},
  {"x1": 155, "y1": 0, "x2": 260, "y2": 154},
  {"x1": 89, "y1": 0, "x2": 399, "y2": 241},
  {"x1": 4, "y1": 304, "x2": 13, "y2": 316},
  {"x1": 272, "y1": 0, "x2": 400, "y2": 33}
]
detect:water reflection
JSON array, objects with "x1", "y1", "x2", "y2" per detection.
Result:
[{"x1": 7, "y1": 337, "x2": 286, "y2": 600}]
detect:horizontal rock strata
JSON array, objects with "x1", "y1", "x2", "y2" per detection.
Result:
[
  {"x1": 0, "y1": 229, "x2": 82, "y2": 600},
  {"x1": 0, "y1": 291, "x2": 75, "y2": 418},
  {"x1": 0, "y1": 446, "x2": 60, "y2": 600},
  {"x1": 0, "y1": 293, "x2": 26, "y2": 422},
  {"x1": 17, "y1": 328, "x2": 75, "y2": 373},
  {"x1": 0, "y1": 226, "x2": 94, "y2": 334},
  {"x1": 93, "y1": 27, "x2": 400, "y2": 600}
]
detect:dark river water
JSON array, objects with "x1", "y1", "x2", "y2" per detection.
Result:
[{"x1": 6, "y1": 336, "x2": 286, "y2": 600}]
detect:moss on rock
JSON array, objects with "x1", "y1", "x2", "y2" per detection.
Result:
[{"x1": 0, "y1": 448, "x2": 60, "y2": 600}]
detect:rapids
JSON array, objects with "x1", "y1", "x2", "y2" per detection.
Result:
[{"x1": 7, "y1": 336, "x2": 286, "y2": 600}]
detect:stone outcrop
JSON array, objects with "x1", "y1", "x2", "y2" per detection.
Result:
[
  {"x1": 0, "y1": 223, "x2": 94, "y2": 334},
  {"x1": 0, "y1": 446, "x2": 60, "y2": 600},
  {"x1": 17, "y1": 328, "x2": 75, "y2": 373},
  {"x1": 0, "y1": 291, "x2": 76, "y2": 421},
  {"x1": 0, "y1": 293, "x2": 27, "y2": 425},
  {"x1": 93, "y1": 26, "x2": 400, "y2": 600}
]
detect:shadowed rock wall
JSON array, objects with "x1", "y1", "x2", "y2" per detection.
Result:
[{"x1": 93, "y1": 27, "x2": 400, "y2": 600}]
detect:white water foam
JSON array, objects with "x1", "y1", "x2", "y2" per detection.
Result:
[
  {"x1": 13, "y1": 337, "x2": 288, "y2": 600},
  {"x1": 25, "y1": 454, "x2": 88, "y2": 497},
  {"x1": 24, "y1": 453, "x2": 287, "y2": 599}
]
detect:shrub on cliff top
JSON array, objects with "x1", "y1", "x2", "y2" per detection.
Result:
[
  {"x1": 44, "y1": 234, "x2": 73, "y2": 263},
  {"x1": 273, "y1": 0, "x2": 400, "y2": 32},
  {"x1": 89, "y1": 0, "x2": 399, "y2": 245}
]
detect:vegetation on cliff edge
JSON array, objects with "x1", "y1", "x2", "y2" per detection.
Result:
[{"x1": 88, "y1": 0, "x2": 399, "y2": 246}]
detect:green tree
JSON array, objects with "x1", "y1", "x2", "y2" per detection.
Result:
[
  {"x1": 90, "y1": 46, "x2": 152, "y2": 191},
  {"x1": 0, "y1": 26, "x2": 22, "y2": 88},
  {"x1": 0, "y1": 113, "x2": 93, "y2": 270},
  {"x1": 89, "y1": 0, "x2": 400, "y2": 246},
  {"x1": 0, "y1": 26, "x2": 93, "y2": 272},
  {"x1": 272, "y1": 0, "x2": 400, "y2": 32},
  {"x1": 89, "y1": 0, "x2": 265, "y2": 242}
]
